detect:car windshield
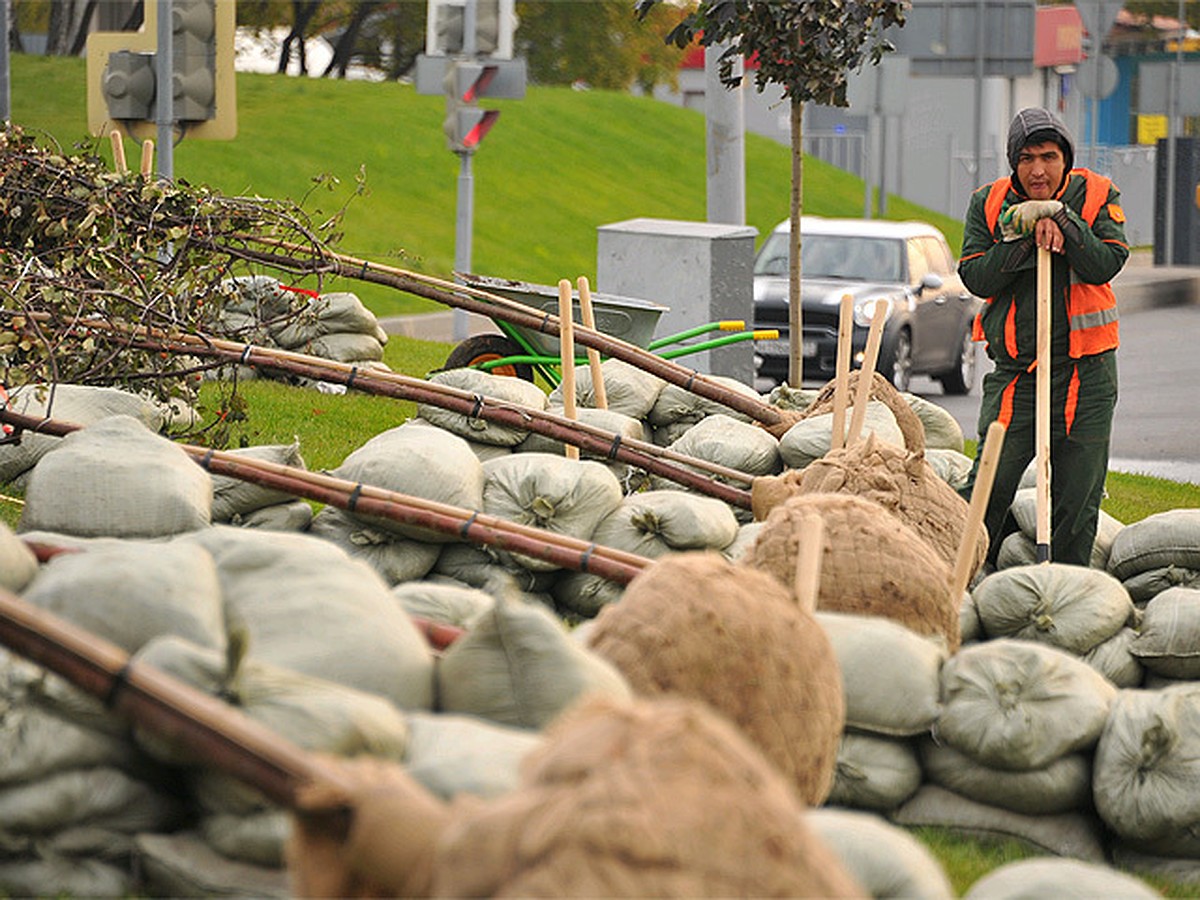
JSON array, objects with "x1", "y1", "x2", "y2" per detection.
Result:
[{"x1": 754, "y1": 233, "x2": 904, "y2": 283}]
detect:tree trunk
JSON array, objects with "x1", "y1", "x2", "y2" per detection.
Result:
[
  {"x1": 68, "y1": 0, "x2": 100, "y2": 57},
  {"x1": 322, "y1": 1, "x2": 376, "y2": 79},
  {"x1": 279, "y1": 1, "x2": 321, "y2": 76},
  {"x1": 788, "y1": 98, "x2": 805, "y2": 387}
]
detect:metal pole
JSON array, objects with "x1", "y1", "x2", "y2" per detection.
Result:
[
  {"x1": 1, "y1": 0, "x2": 11, "y2": 123},
  {"x1": 155, "y1": 0, "x2": 174, "y2": 180},
  {"x1": 1164, "y1": 0, "x2": 1184, "y2": 266},
  {"x1": 973, "y1": 0, "x2": 985, "y2": 185},
  {"x1": 704, "y1": 40, "x2": 746, "y2": 226},
  {"x1": 453, "y1": 150, "x2": 474, "y2": 341}
]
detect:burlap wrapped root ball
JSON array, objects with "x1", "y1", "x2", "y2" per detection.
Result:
[
  {"x1": 586, "y1": 552, "x2": 844, "y2": 805},
  {"x1": 434, "y1": 695, "x2": 865, "y2": 898},
  {"x1": 748, "y1": 492, "x2": 960, "y2": 652}
]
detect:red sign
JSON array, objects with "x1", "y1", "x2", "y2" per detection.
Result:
[{"x1": 1035, "y1": 5, "x2": 1084, "y2": 67}]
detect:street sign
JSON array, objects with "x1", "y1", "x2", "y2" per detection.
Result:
[
  {"x1": 888, "y1": 0, "x2": 1035, "y2": 78},
  {"x1": 1138, "y1": 62, "x2": 1200, "y2": 117},
  {"x1": 1074, "y1": 0, "x2": 1123, "y2": 47},
  {"x1": 1077, "y1": 54, "x2": 1119, "y2": 100}
]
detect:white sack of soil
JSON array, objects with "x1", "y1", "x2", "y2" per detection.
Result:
[
  {"x1": 647, "y1": 377, "x2": 761, "y2": 428},
  {"x1": 1108, "y1": 508, "x2": 1200, "y2": 581},
  {"x1": 301, "y1": 331, "x2": 385, "y2": 363},
  {"x1": 437, "y1": 596, "x2": 632, "y2": 730},
  {"x1": 965, "y1": 858, "x2": 1159, "y2": 900},
  {"x1": 199, "y1": 809, "x2": 290, "y2": 868},
  {"x1": 481, "y1": 453, "x2": 623, "y2": 572},
  {"x1": 135, "y1": 832, "x2": 289, "y2": 899},
  {"x1": 778, "y1": 400, "x2": 904, "y2": 470},
  {"x1": 827, "y1": 732, "x2": 922, "y2": 813},
  {"x1": 960, "y1": 591, "x2": 983, "y2": 644},
  {"x1": 1093, "y1": 683, "x2": 1200, "y2": 844},
  {"x1": 934, "y1": 639, "x2": 1117, "y2": 770},
  {"x1": 270, "y1": 291, "x2": 383, "y2": 347},
  {"x1": 1083, "y1": 627, "x2": 1145, "y2": 688},
  {"x1": 419, "y1": 368, "x2": 548, "y2": 447},
  {"x1": 432, "y1": 542, "x2": 558, "y2": 595},
  {"x1": 233, "y1": 499, "x2": 313, "y2": 532},
  {"x1": 21, "y1": 538, "x2": 225, "y2": 654},
  {"x1": 308, "y1": 505, "x2": 440, "y2": 586},
  {"x1": 1009, "y1": 488, "x2": 1124, "y2": 569},
  {"x1": 175, "y1": 527, "x2": 434, "y2": 710},
  {"x1": 0, "y1": 521, "x2": 37, "y2": 592},
  {"x1": 816, "y1": 611, "x2": 946, "y2": 737},
  {"x1": 1124, "y1": 565, "x2": 1200, "y2": 604},
  {"x1": 918, "y1": 738, "x2": 1092, "y2": 815},
  {"x1": 0, "y1": 702, "x2": 143, "y2": 786},
  {"x1": 516, "y1": 405, "x2": 648, "y2": 487},
  {"x1": 890, "y1": 784, "x2": 1108, "y2": 863},
  {"x1": 209, "y1": 441, "x2": 306, "y2": 522},
  {"x1": 0, "y1": 856, "x2": 135, "y2": 899},
  {"x1": 329, "y1": 419, "x2": 484, "y2": 542},
  {"x1": 0, "y1": 765, "x2": 185, "y2": 835},
  {"x1": 996, "y1": 531, "x2": 1038, "y2": 569},
  {"x1": 548, "y1": 357, "x2": 666, "y2": 419},
  {"x1": 1111, "y1": 844, "x2": 1200, "y2": 887},
  {"x1": 722, "y1": 520, "x2": 764, "y2": 562},
  {"x1": 0, "y1": 384, "x2": 168, "y2": 483},
  {"x1": 20, "y1": 415, "x2": 211, "y2": 538},
  {"x1": 551, "y1": 568, "x2": 624, "y2": 620},
  {"x1": 902, "y1": 392, "x2": 965, "y2": 452},
  {"x1": 925, "y1": 447, "x2": 975, "y2": 491},
  {"x1": 133, "y1": 635, "x2": 412, "y2": 780},
  {"x1": 806, "y1": 807, "x2": 954, "y2": 900},
  {"x1": 589, "y1": 489, "x2": 738, "y2": 558},
  {"x1": 1129, "y1": 586, "x2": 1200, "y2": 678},
  {"x1": 403, "y1": 710, "x2": 544, "y2": 800},
  {"x1": 971, "y1": 563, "x2": 1134, "y2": 654},
  {"x1": 665, "y1": 413, "x2": 781, "y2": 479},
  {"x1": 390, "y1": 581, "x2": 495, "y2": 629}
]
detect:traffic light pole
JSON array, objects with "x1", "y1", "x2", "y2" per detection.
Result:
[
  {"x1": 154, "y1": 0, "x2": 174, "y2": 180},
  {"x1": 453, "y1": 149, "x2": 475, "y2": 341}
]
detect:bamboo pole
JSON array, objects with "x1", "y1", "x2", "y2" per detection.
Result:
[
  {"x1": 140, "y1": 139, "x2": 154, "y2": 180},
  {"x1": 109, "y1": 131, "x2": 127, "y2": 175},
  {"x1": 792, "y1": 514, "x2": 825, "y2": 615},
  {"x1": 950, "y1": 420, "x2": 1006, "y2": 601},
  {"x1": 577, "y1": 276, "x2": 608, "y2": 411},
  {"x1": 558, "y1": 279, "x2": 580, "y2": 460},
  {"x1": 1036, "y1": 246, "x2": 1052, "y2": 563},
  {"x1": 846, "y1": 302, "x2": 888, "y2": 445},
  {"x1": 830, "y1": 295, "x2": 853, "y2": 451},
  {"x1": 228, "y1": 239, "x2": 785, "y2": 428}
]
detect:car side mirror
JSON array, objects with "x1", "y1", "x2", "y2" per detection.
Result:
[{"x1": 919, "y1": 272, "x2": 944, "y2": 293}]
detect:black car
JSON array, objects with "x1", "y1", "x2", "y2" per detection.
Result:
[{"x1": 752, "y1": 217, "x2": 984, "y2": 394}]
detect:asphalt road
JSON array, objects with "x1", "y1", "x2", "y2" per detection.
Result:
[{"x1": 907, "y1": 304, "x2": 1200, "y2": 486}]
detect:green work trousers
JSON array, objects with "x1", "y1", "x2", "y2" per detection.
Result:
[{"x1": 963, "y1": 350, "x2": 1118, "y2": 567}]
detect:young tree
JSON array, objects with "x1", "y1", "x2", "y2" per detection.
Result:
[{"x1": 635, "y1": 0, "x2": 906, "y2": 387}]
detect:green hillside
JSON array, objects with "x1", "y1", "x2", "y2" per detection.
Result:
[{"x1": 9, "y1": 53, "x2": 963, "y2": 317}]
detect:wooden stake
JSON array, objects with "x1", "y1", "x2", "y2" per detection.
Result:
[
  {"x1": 1036, "y1": 246, "x2": 1052, "y2": 562},
  {"x1": 950, "y1": 420, "x2": 1007, "y2": 601},
  {"x1": 577, "y1": 276, "x2": 608, "y2": 410},
  {"x1": 830, "y1": 294, "x2": 853, "y2": 451},
  {"x1": 558, "y1": 279, "x2": 580, "y2": 459},
  {"x1": 139, "y1": 140, "x2": 155, "y2": 180},
  {"x1": 109, "y1": 131, "x2": 128, "y2": 175},
  {"x1": 793, "y1": 514, "x2": 825, "y2": 615},
  {"x1": 846, "y1": 301, "x2": 888, "y2": 445}
]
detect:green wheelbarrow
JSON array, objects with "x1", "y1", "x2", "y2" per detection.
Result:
[{"x1": 443, "y1": 274, "x2": 778, "y2": 386}]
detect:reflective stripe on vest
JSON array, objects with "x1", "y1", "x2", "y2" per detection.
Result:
[{"x1": 979, "y1": 168, "x2": 1119, "y2": 359}]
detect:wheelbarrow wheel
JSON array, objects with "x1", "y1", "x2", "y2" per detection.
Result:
[{"x1": 444, "y1": 334, "x2": 534, "y2": 382}]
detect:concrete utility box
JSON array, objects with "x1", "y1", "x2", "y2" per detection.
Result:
[{"x1": 596, "y1": 218, "x2": 757, "y2": 383}]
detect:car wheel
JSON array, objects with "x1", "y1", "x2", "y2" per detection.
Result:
[
  {"x1": 938, "y1": 327, "x2": 978, "y2": 396},
  {"x1": 443, "y1": 334, "x2": 534, "y2": 382},
  {"x1": 881, "y1": 328, "x2": 913, "y2": 393}
]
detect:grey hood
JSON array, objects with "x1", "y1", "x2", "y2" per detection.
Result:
[{"x1": 1006, "y1": 107, "x2": 1075, "y2": 174}]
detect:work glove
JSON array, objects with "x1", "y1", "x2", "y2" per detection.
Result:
[{"x1": 999, "y1": 199, "x2": 1064, "y2": 241}]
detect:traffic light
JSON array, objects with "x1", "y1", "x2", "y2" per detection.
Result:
[
  {"x1": 426, "y1": 0, "x2": 516, "y2": 60},
  {"x1": 444, "y1": 106, "x2": 500, "y2": 152},
  {"x1": 87, "y1": 0, "x2": 236, "y2": 141},
  {"x1": 442, "y1": 60, "x2": 507, "y2": 152}
]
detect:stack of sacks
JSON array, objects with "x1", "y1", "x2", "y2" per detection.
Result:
[
  {"x1": 646, "y1": 376, "x2": 764, "y2": 446},
  {"x1": 997, "y1": 486, "x2": 1125, "y2": 571},
  {"x1": 0, "y1": 384, "x2": 173, "y2": 488},
  {"x1": 963, "y1": 858, "x2": 1160, "y2": 899},
  {"x1": 894, "y1": 639, "x2": 1118, "y2": 862},
  {"x1": 968, "y1": 563, "x2": 1143, "y2": 687},
  {"x1": 548, "y1": 358, "x2": 666, "y2": 421},
  {"x1": 817, "y1": 612, "x2": 945, "y2": 814},
  {"x1": 516, "y1": 405, "x2": 649, "y2": 490},
  {"x1": 208, "y1": 441, "x2": 313, "y2": 531},
  {"x1": 747, "y1": 492, "x2": 959, "y2": 652},
  {"x1": 1129, "y1": 587, "x2": 1200, "y2": 687},
  {"x1": 552, "y1": 490, "x2": 740, "y2": 619},
  {"x1": 587, "y1": 552, "x2": 845, "y2": 805},
  {"x1": 417, "y1": 368, "x2": 547, "y2": 449},
  {"x1": 1107, "y1": 508, "x2": 1200, "y2": 604},
  {"x1": 215, "y1": 277, "x2": 390, "y2": 375}
]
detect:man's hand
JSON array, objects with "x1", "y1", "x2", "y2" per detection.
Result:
[{"x1": 999, "y1": 199, "x2": 1064, "y2": 241}]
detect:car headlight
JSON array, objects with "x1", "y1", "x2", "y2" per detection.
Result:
[{"x1": 854, "y1": 296, "x2": 894, "y2": 327}]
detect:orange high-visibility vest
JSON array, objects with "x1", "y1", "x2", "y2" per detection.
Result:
[{"x1": 976, "y1": 168, "x2": 1119, "y2": 358}]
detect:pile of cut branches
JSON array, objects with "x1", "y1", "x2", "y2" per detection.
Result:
[{"x1": 0, "y1": 126, "x2": 344, "y2": 424}]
